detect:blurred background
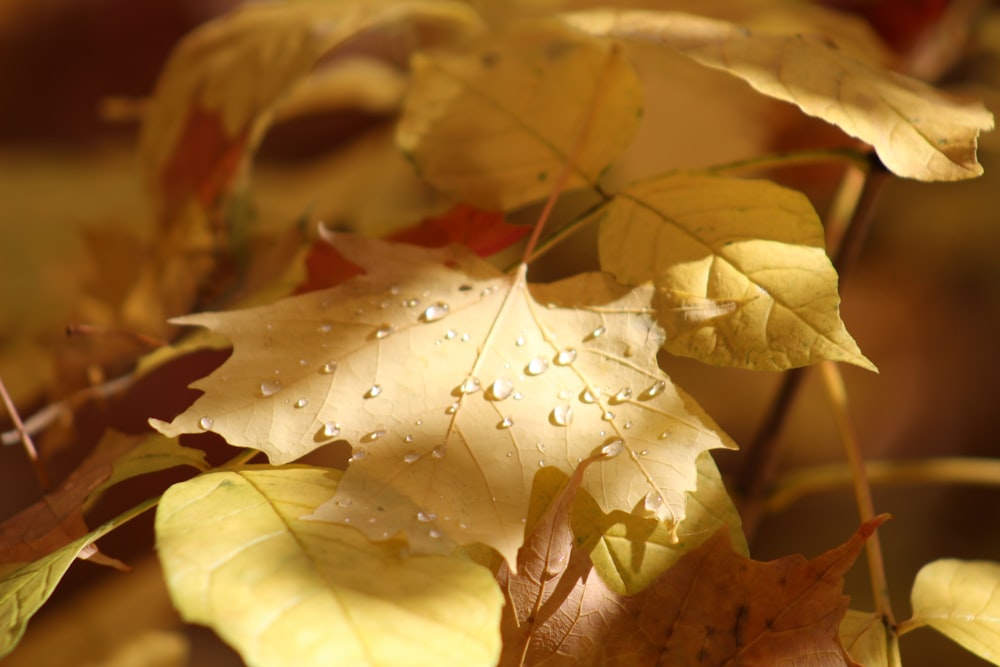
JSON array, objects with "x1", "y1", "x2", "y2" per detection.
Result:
[{"x1": 1, "y1": 0, "x2": 999, "y2": 665}]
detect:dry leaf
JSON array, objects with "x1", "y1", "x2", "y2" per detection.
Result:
[
  {"x1": 597, "y1": 172, "x2": 874, "y2": 371},
  {"x1": 562, "y1": 9, "x2": 994, "y2": 181},
  {"x1": 840, "y1": 610, "x2": 897, "y2": 667},
  {"x1": 155, "y1": 466, "x2": 502, "y2": 667},
  {"x1": 152, "y1": 234, "x2": 733, "y2": 565},
  {"x1": 397, "y1": 19, "x2": 642, "y2": 209}
]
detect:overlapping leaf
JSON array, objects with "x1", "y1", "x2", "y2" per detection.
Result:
[
  {"x1": 840, "y1": 610, "x2": 897, "y2": 667},
  {"x1": 906, "y1": 558, "x2": 1000, "y2": 664},
  {"x1": 155, "y1": 466, "x2": 502, "y2": 667},
  {"x1": 152, "y1": 235, "x2": 733, "y2": 565},
  {"x1": 397, "y1": 20, "x2": 642, "y2": 209},
  {"x1": 562, "y1": 9, "x2": 994, "y2": 181},
  {"x1": 596, "y1": 172, "x2": 874, "y2": 371}
]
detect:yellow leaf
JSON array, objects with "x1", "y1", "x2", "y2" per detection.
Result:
[
  {"x1": 840, "y1": 610, "x2": 897, "y2": 667},
  {"x1": 152, "y1": 234, "x2": 733, "y2": 565},
  {"x1": 596, "y1": 172, "x2": 874, "y2": 371},
  {"x1": 396, "y1": 19, "x2": 642, "y2": 209},
  {"x1": 575, "y1": 450, "x2": 747, "y2": 596},
  {"x1": 562, "y1": 9, "x2": 994, "y2": 182},
  {"x1": 155, "y1": 467, "x2": 502, "y2": 667},
  {"x1": 907, "y1": 558, "x2": 1000, "y2": 665}
]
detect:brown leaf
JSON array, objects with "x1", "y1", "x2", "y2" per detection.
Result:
[{"x1": 500, "y1": 466, "x2": 889, "y2": 667}]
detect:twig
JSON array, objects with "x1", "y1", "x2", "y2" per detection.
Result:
[
  {"x1": 0, "y1": 375, "x2": 49, "y2": 490},
  {"x1": 66, "y1": 323, "x2": 167, "y2": 349},
  {"x1": 819, "y1": 361, "x2": 894, "y2": 624}
]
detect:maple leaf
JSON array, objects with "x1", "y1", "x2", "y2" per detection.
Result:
[
  {"x1": 155, "y1": 466, "x2": 502, "y2": 667},
  {"x1": 498, "y1": 459, "x2": 889, "y2": 666},
  {"x1": 562, "y1": 9, "x2": 994, "y2": 182},
  {"x1": 152, "y1": 234, "x2": 733, "y2": 565},
  {"x1": 396, "y1": 19, "x2": 642, "y2": 210},
  {"x1": 595, "y1": 172, "x2": 874, "y2": 371}
]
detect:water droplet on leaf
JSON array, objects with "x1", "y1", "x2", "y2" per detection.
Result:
[
  {"x1": 417, "y1": 511, "x2": 437, "y2": 522},
  {"x1": 199, "y1": 416, "x2": 214, "y2": 431},
  {"x1": 445, "y1": 402, "x2": 459, "y2": 415},
  {"x1": 644, "y1": 491, "x2": 664, "y2": 513},
  {"x1": 551, "y1": 405, "x2": 573, "y2": 426},
  {"x1": 360, "y1": 430, "x2": 385, "y2": 443},
  {"x1": 580, "y1": 388, "x2": 599, "y2": 404},
  {"x1": 431, "y1": 445, "x2": 446, "y2": 459},
  {"x1": 364, "y1": 385, "x2": 382, "y2": 399},
  {"x1": 487, "y1": 377, "x2": 514, "y2": 401},
  {"x1": 420, "y1": 302, "x2": 450, "y2": 323},
  {"x1": 403, "y1": 451, "x2": 420, "y2": 464},
  {"x1": 601, "y1": 438, "x2": 624, "y2": 458},
  {"x1": 640, "y1": 380, "x2": 667, "y2": 400},
  {"x1": 260, "y1": 379, "x2": 282, "y2": 397},
  {"x1": 323, "y1": 422, "x2": 341, "y2": 437},
  {"x1": 554, "y1": 348, "x2": 577, "y2": 365},
  {"x1": 459, "y1": 376, "x2": 481, "y2": 394},
  {"x1": 374, "y1": 323, "x2": 394, "y2": 339},
  {"x1": 586, "y1": 325, "x2": 607, "y2": 340},
  {"x1": 612, "y1": 387, "x2": 633, "y2": 404},
  {"x1": 294, "y1": 398, "x2": 309, "y2": 409},
  {"x1": 349, "y1": 448, "x2": 369, "y2": 461},
  {"x1": 526, "y1": 357, "x2": 549, "y2": 376},
  {"x1": 498, "y1": 416, "x2": 514, "y2": 429},
  {"x1": 319, "y1": 361, "x2": 337, "y2": 375}
]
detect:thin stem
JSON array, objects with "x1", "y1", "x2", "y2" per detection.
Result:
[
  {"x1": 767, "y1": 457, "x2": 1000, "y2": 512},
  {"x1": 708, "y1": 147, "x2": 872, "y2": 175},
  {"x1": 819, "y1": 360, "x2": 894, "y2": 624},
  {"x1": 518, "y1": 197, "x2": 609, "y2": 268},
  {"x1": 66, "y1": 323, "x2": 167, "y2": 349},
  {"x1": 520, "y1": 44, "x2": 621, "y2": 265},
  {"x1": 0, "y1": 375, "x2": 49, "y2": 490}
]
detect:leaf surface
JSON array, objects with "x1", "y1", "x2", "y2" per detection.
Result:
[
  {"x1": 597, "y1": 172, "x2": 873, "y2": 370},
  {"x1": 908, "y1": 559, "x2": 1000, "y2": 664},
  {"x1": 397, "y1": 20, "x2": 642, "y2": 209},
  {"x1": 840, "y1": 610, "x2": 897, "y2": 667},
  {"x1": 562, "y1": 9, "x2": 994, "y2": 181},
  {"x1": 152, "y1": 235, "x2": 733, "y2": 565},
  {"x1": 155, "y1": 466, "x2": 502, "y2": 667}
]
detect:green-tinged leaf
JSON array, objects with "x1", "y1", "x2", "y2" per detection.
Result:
[
  {"x1": 87, "y1": 433, "x2": 209, "y2": 507},
  {"x1": 561, "y1": 9, "x2": 994, "y2": 182},
  {"x1": 597, "y1": 172, "x2": 874, "y2": 371},
  {"x1": 907, "y1": 559, "x2": 1000, "y2": 665},
  {"x1": 841, "y1": 610, "x2": 897, "y2": 667},
  {"x1": 151, "y1": 235, "x2": 733, "y2": 566},
  {"x1": 1, "y1": 529, "x2": 110, "y2": 659},
  {"x1": 575, "y1": 450, "x2": 746, "y2": 595},
  {"x1": 155, "y1": 466, "x2": 502, "y2": 667},
  {"x1": 397, "y1": 19, "x2": 642, "y2": 209}
]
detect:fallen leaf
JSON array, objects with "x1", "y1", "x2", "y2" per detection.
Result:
[
  {"x1": 152, "y1": 234, "x2": 733, "y2": 565},
  {"x1": 155, "y1": 466, "x2": 502, "y2": 667},
  {"x1": 840, "y1": 610, "x2": 897, "y2": 667},
  {"x1": 561, "y1": 9, "x2": 994, "y2": 181},
  {"x1": 396, "y1": 19, "x2": 642, "y2": 209},
  {"x1": 596, "y1": 172, "x2": 874, "y2": 371},
  {"x1": 503, "y1": 499, "x2": 887, "y2": 666},
  {"x1": 906, "y1": 558, "x2": 1000, "y2": 664}
]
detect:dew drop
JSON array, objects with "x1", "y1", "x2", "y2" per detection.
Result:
[
  {"x1": 374, "y1": 323, "x2": 395, "y2": 339},
  {"x1": 644, "y1": 491, "x2": 664, "y2": 513},
  {"x1": 199, "y1": 416, "x2": 214, "y2": 431},
  {"x1": 459, "y1": 376, "x2": 482, "y2": 394},
  {"x1": 551, "y1": 404, "x2": 573, "y2": 426},
  {"x1": 515, "y1": 336, "x2": 526, "y2": 347},
  {"x1": 460, "y1": 333, "x2": 470, "y2": 342},
  {"x1": 318, "y1": 323, "x2": 333, "y2": 333},
  {"x1": 512, "y1": 392, "x2": 523, "y2": 400},
  {"x1": 506, "y1": 451, "x2": 513, "y2": 458},
  {"x1": 336, "y1": 497, "x2": 352, "y2": 508},
  {"x1": 349, "y1": 448, "x2": 369, "y2": 462},
  {"x1": 445, "y1": 402, "x2": 459, "y2": 415},
  {"x1": 403, "y1": 297, "x2": 420, "y2": 308},
  {"x1": 294, "y1": 398, "x2": 309, "y2": 409},
  {"x1": 601, "y1": 411, "x2": 615, "y2": 421},
  {"x1": 389, "y1": 285, "x2": 401, "y2": 295},
  {"x1": 364, "y1": 385, "x2": 383, "y2": 399},
  {"x1": 260, "y1": 379, "x2": 282, "y2": 397},
  {"x1": 487, "y1": 377, "x2": 514, "y2": 401},
  {"x1": 360, "y1": 430, "x2": 385, "y2": 444},
  {"x1": 554, "y1": 348, "x2": 577, "y2": 365},
  {"x1": 586, "y1": 325, "x2": 607, "y2": 340},
  {"x1": 657, "y1": 431, "x2": 670, "y2": 440},
  {"x1": 526, "y1": 357, "x2": 549, "y2": 376},
  {"x1": 612, "y1": 387, "x2": 633, "y2": 404},
  {"x1": 535, "y1": 442, "x2": 546, "y2": 453},
  {"x1": 417, "y1": 511, "x2": 437, "y2": 523},
  {"x1": 538, "y1": 460, "x2": 546, "y2": 468},
  {"x1": 429, "y1": 528, "x2": 442, "y2": 539},
  {"x1": 601, "y1": 438, "x2": 624, "y2": 458},
  {"x1": 640, "y1": 449, "x2": 649, "y2": 456},
  {"x1": 320, "y1": 361, "x2": 337, "y2": 374},
  {"x1": 415, "y1": 419, "x2": 424, "y2": 426},
  {"x1": 420, "y1": 302, "x2": 450, "y2": 323},
  {"x1": 640, "y1": 380, "x2": 667, "y2": 400},
  {"x1": 580, "y1": 388, "x2": 599, "y2": 404},
  {"x1": 431, "y1": 444, "x2": 446, "y2": 459},
  {"x1": 323, "y1": 422, "x2": 341, "y2": 438},
  {"x1": 404, "y1": 434, "x2": 414, "y2": 443},
  {"x1": 498, "y1": 416, "x2": 514, "y2": 429},
  {"x1": 403, "y1": 451, "x2": 420, "y2": 464},
  {"x1": 444, "y1": 329, "x2": 457, "y2": 340},
  {"x1": 298, "y1": 358, "x2": 308, "y2": 367},
  {"x1": 623, "y1": 420, "x2": 633, "y2": 430}
]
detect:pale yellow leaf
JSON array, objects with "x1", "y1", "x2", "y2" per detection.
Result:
[
  {"x1": 597, "y1": 172, "x2": 874, "y2": 371},
  {"x1": 840, "y1": 610, "x2": 898, "y2": 667},
  {"x1": 152, "y1": 235, "x2": 733, "y2": 565},
  {"x1": 907, "y1": 558, "x2": 1000, "y2": 665},
  {"x1": 562, "y1": 9, "x2": 994, "y2": 182},
  {"x1": 575, "y1": 450, "x2": 747, "y2": 596},
  {"x1": 155, "y1": 467, "x2": 502, "y2": 667},
  {"x1": 396, "y1": 19, "x2": 642, "y2": 209},
  {"x1": 87, "y1": 433, "x2": 209, "y2": 507}
]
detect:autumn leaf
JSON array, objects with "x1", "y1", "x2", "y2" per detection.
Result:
[
  {"x1": 905, "y1": 558, "x2": 1000, "y2": 664},
  {"x1": 155, "y1": 466, "x2": 502, "y2": 667},
  {"x1": 396, "y1": 19, "x2": 642, "y2": 209},
  {"x1": 840, "y1": 610, "x2": 897, "y2": 667},
  {"x1": 562, "y1": 9, "x2": 994, "y2": 181},
  {"x1": 596, "y1": 172, "x2": 874, "y2": 371},
  {"x1": 152, "y1": 234, "x2": 733, "y2": 565},
  {"x1": 501, "y1": 475, "x2": 888, "y2": 667}
]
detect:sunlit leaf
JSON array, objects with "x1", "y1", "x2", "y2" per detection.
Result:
[
  {"x1": 152, "y1": 235, "x2": 733, "y2": 565},
  {"x1": 908, "y1": 558, "x2": 1000, "y2": 665},
  {"x1": 397, "y1": 19, "x2": 642, "y2": 209},
  {"x1": 840, "y1": 610, "x2": 897, "y2": 667},
  {"x1": 562, "y1": 9, "x2": 994, "y2": 182},
  {"x1": 155, "y1": 466, "x2": 502, "y2": 667},
  {"x1": 596, "y1": 172, "x2": 874, "y2": 371}
]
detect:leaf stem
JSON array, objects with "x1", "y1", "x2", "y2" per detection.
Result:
[
  {"x1": 708, "y1": 147, "x2": 872, "y2": 175},
  {"x1": 520, "y1": 44, "x2": 621, "y2": 265},
  {"x1": 0, "y1": 374, "x2": 49, "y2": 490},
  {"x1": 818, "y1": 360, "x2": 894, "y2": 624}
]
